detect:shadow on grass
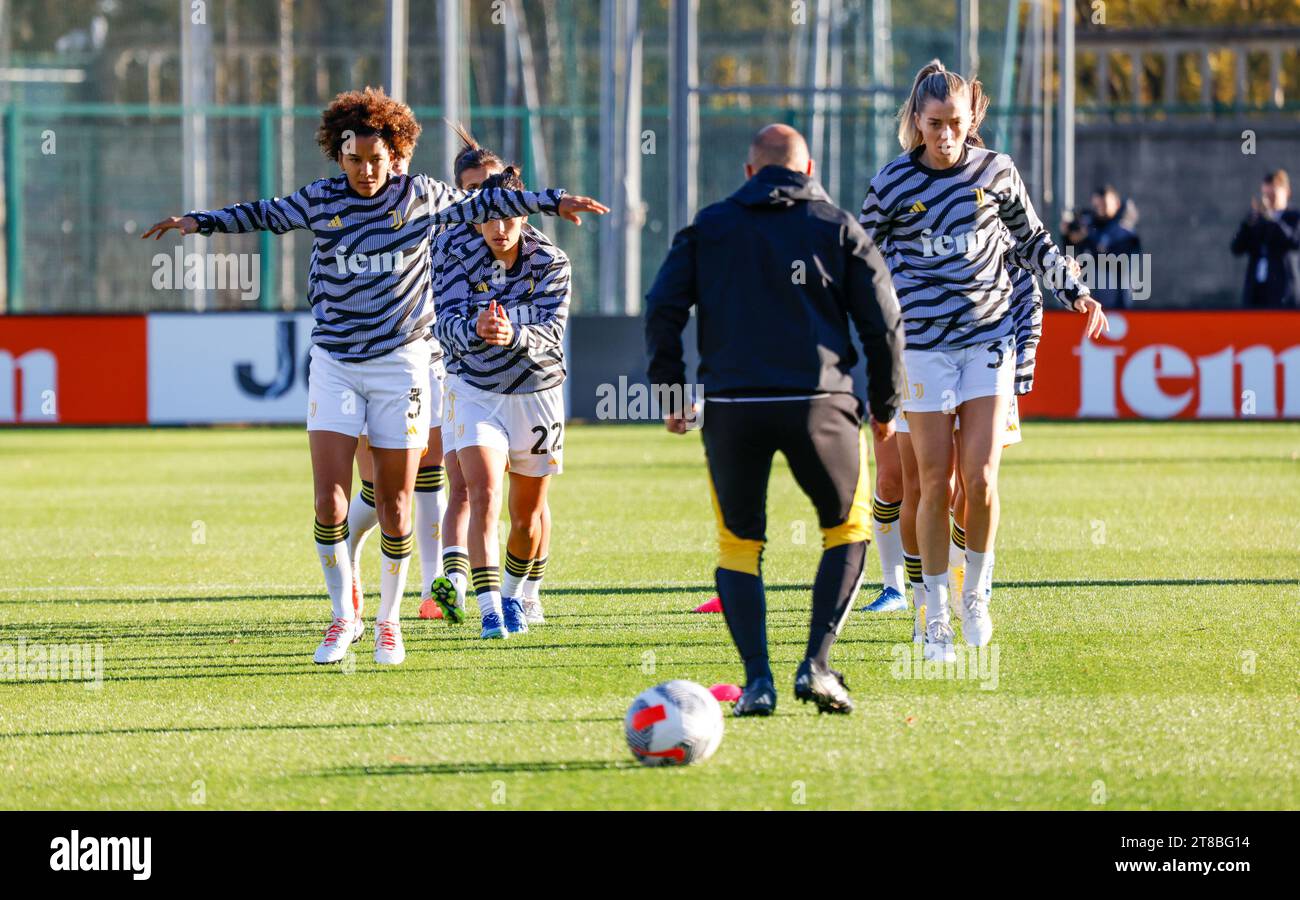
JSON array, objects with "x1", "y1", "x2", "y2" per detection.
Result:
[
  {"x1": 1, "y1": 714, "x2": 625, "y2": 741},
  {"x1": 7, "y1": 576, "x2": 1295, "y2": 607},
  {"x1": 319, "y1": 759, "x2": 638, "y2": 777}
]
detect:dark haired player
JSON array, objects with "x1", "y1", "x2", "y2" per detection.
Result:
[{"x1": 143, "y1": 87, "x2": 606, "y2": 665}]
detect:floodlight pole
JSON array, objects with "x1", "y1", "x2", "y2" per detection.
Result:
[
  {"x1": 439, "y1": 0, "x2": 463, "y2": 176},
  {"x1": 956, "y1": 0, "x2": 979, "y2": 77},
  {"x1": 871, "y1": 0, "x2": 894, "y2": 171},
  {"x1": 622, "y1": 0, "x2": 644, "y2": 315},
  {"x1": 599, "y1": 0, "x2": 618, "y2": 314},
  {"x1": 180, "y1": 0, "x2": 212, "y2": 312},
  {"x1": 668, "y1": 0, "x2": 698, "y2": 240},
  {"x1": 386, "y1": 0, "x2": 408, "y2": 102},
  {"x1": 1056, "y1": 0, "x2": 1075, "y2": 230}
]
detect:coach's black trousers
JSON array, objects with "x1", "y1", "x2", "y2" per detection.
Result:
[{"x1": 702, "y1": 393, "x2": 872, "y2": 684}]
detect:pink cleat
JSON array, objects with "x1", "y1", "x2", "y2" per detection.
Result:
[
  {"x1": 693, "y1": 596, "x2": 723, "y2": 613},
  {"x1": 709, "y1": 683, "x2": 743, "y2": 703}
]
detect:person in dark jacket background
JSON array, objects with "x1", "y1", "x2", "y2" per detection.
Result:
[
  {"x1": 1062, "y1": 184, "x2": 1141, "y2": 309},
  {"x1": 643, "y1": 124, "x2": 905, "y2": 717},
  {"x1": 1230, "y1": 169, "x2": 1300, "y2": 308}
]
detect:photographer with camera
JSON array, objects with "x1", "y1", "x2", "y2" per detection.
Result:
[
  {"x1": 1061, "y1": 184, "x2": 1142, "y2": 309},
  {"x1": 1230, "y1": 169, "x2": 1300, "y2": 309}
]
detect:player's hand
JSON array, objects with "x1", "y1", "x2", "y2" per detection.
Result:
[
  {"x1": 476, "y1": 301, "x2": 514, "y2": 345},
  {"x1": 141, "y1": 215, "x2": 199, "y2": 240},
  {"x1": 557, "y1": 195, "x2": 610, "y2": 226},
  {"x1": 1074, "y1": 296, "x2": 1109, "y2": 339},
  {"x1": 665, "y1": 402, "x2": 700, "y2": 434},
  {"x1": 870, "y1": 415, "x2": 896, "y2": 443}
]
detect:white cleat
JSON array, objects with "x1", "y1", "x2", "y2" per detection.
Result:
[
  {"x1": 522, "y1": 597, "x2": 545, "y2": 625},
  {"x1": 923, "y1": 619, "x2": 957, "y2": 663},
  {"x1": 960, "y1": 590, "x2": 994, "y2": 647},
  {"x1": 314, "y1": 617, "x2": 357, "y2": 664},
  {"x1": 373, "y1": 619, "x2": 406, "y2": 665}
]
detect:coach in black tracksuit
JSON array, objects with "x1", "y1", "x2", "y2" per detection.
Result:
[{"x1": 644, "y1": 124, "x2": 905, "y2": 716}]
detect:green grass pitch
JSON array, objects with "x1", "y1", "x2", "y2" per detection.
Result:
[{"x1": 1, "y1": 422, "x2": 1297, "y2": 810}]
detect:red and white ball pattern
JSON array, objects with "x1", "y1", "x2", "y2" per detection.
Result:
[{"x1": 624, "y1": 680, "x2": 724, "y2": 767}]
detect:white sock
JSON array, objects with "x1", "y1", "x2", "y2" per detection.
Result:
[
  {"x1": 377, "y1": 531, "x2": 413, "y2": 623},
  {"x1": 522, "y1": 555, "x2": 546, "y2": 602},
  {"x1": 347, "y1": 484, "x2": 379, "y2": 573},
  {"x1": 871, "y1": 495, "x2": 905, "y2": 593},
  {"x1": 949, "y1": 519, "x2": 967, "y2": 570},
  {"x1": 922, "y1": 572, "x2": 950, "y2": 625},
  {"x1": 471, "y1": 566, "x2": 502, "y2": 619},
  {"x1": 443, "y1": 545, "x2": 470, "y2": 598},
  {"x1": 414, "y1": 467, "x2": 448, "y2": 599},
  {"x1": 503, "y1": 550, "x2": 531, "y2": 600},
  {"x1": 314, "y1": 520, "x2": 354, "y2": 620},
  {"x1": 966, "y1": 549, "x2": 994, "y2": 598}
]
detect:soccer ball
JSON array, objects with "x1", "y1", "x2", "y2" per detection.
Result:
[{"x1": 624, "y1": 680, "x2": 724, "y2": 767}]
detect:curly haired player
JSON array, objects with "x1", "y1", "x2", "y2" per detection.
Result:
[{"x1": 143, "y1": 88, "x2": 606, "y2": 666}]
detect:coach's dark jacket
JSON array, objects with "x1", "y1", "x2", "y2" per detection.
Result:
[
  {"x1": 644, "y1": 165, "x2": 905, "y2": 423},
  {"x1": 1230, "y1": 207, "x2": 1300, "y2": 308}
]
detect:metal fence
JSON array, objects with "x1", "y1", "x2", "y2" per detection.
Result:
[{"x1": 3, "y1": 98, "x2": 1048, "y2": 315}]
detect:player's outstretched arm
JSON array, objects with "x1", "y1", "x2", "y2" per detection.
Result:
[
  {"x1": 140, "y1": 216, "x2": 199, "y2": 240},
  {"x1": 423, "y1": 177, "x2": 608, "y2": 227},
  {"x1": 142, "y1": 186, "x2": 314, "y2": 240}
]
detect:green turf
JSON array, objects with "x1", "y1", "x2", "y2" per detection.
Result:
[{"x1": 0, "y1": 422, "x2": 1297, "y2": 810}]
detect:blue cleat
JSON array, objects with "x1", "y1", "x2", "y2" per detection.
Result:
[
  {"x1": 860, "y1": 585, "x2": 908, "y2": 613},
  {"x1": 480, "y1": 610, "x2": 507, "y2": 640},
  {"x1": 502, "y1": 597, "x2": 529, "y2": 635}
]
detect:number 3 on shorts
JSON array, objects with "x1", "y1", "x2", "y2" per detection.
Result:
[
  {"x1": 986, "y1": 341, "x2": 1006, "y2": 369},
  {"x1": 530, "y1": 421, "x2": 563, "y2": 455}
]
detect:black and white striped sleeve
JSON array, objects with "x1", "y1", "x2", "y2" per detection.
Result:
[
  {"x1": 509, "y1": 254, "x2": 570, "y2": 354},
  {"x1": 857, "y1": 178, "x2": 893, "y2": 247},
  {"x1": 430, "y1": 251, "x2": 485, "y2": 359},
  {"x1": 189, "y1": 184, "x2": 314, "y2": 235},
  {"x1": 422, "y1": 177, "x2": 566, "y2": 226},
  {"x1": 996, "y1": 160, "x2": 1089, "y2": 305}
]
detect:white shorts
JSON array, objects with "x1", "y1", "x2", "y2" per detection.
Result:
[
  {"x1": 360, "y1": 356, "x2": 444, "y2": 442},
  {"x1": 895, "y1": 392, "x2": 1022, "y2": 446},
  {"x1": 442, "y1": 375, "x2": 564, "y2": 477},
  {"x1": 307, "y1": 341, "x2": 432, "y2": 450},
  {"x1": 902, "y1": 335, "x2": 1015, "y2": 414}
]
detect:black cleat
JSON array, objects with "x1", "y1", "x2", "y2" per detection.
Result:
[
  {"x1": 794, "y1": 659, "x2": 854, "y2": 714},
  {"x1": 732, "y1": 677, "x2": 777, "y2": 717}
]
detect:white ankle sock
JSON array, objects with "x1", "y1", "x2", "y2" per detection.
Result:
[
  {"x1": 922, "y1": 572, "x2": 950, "y2": 624},
  {"x1": 965, "y1": 549, "x2": 994, "y2": 597}
]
